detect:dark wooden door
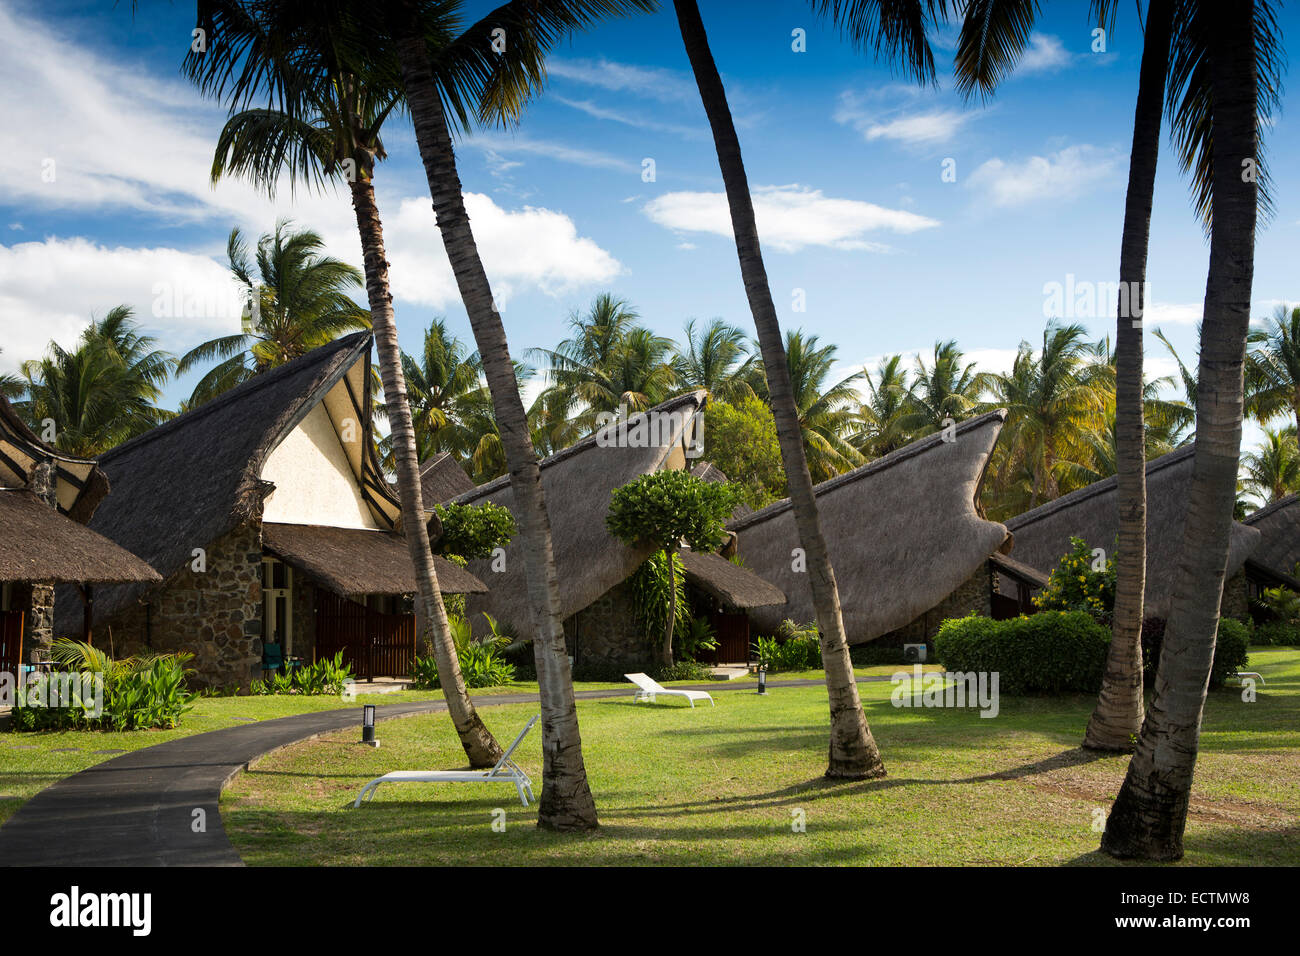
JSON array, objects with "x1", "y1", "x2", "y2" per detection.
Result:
[
  {"x1": 705, "y1": 611, "x2": 750, "y2": 664},
  {"x1": 0, "y1": 611, "x2": 22, "y2": 673},
  {"x1": 314, "y1": 588, "x2": 416, "y2": 680}
]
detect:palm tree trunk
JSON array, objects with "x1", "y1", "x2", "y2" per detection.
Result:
[
  {"x1": 1102, "y1": 0, "x2": 1258, "y2": 860},
  {"x1": 673, "y1": 0, "x2": 883, "y2": 779},
  {"x1": 663, "y1": 548, "x2": 677, "y2": 668},
  {"x1": 349, "y1": 177, "x2": 502, "y2": 768},
  {"x1": 1084, "y1": 0, "x2": 1172, "y2": 752},
  {"x1": 392, "y1": 21, "x2": 598, "y2": 830}
]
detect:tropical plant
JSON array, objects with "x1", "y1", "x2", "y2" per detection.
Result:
[
  {"x1": 383, "y1": 318, "x2": 484, "y2": 469},
  {"x1": 1033, "y1": 537, "x2": 1117, "y2": 624},
  {"x1": 899, "y1": 340, "x2": 982, "y2": 437},
  {"x1": 700, "y1": 395, "x2": 787, "y2": 510},
  {"x1": 629, "y1": 551, "x2": 688, "y2": 656},
  {"x1": 176, "y1": 223, "x2": 370, "y2": 407},
  {"x1": 671, "y1": 317, "x2": 756, "y2": 403},
  {"x1": 18, "y1": 307, "x2": 174, "y2": 456},
  {"x1": 1247, "y1": 303, "x2": 1300, "y2": 431},
  {"x1": 853, "y1": 354, "x2": 915, "y2": 459},
  {"x1": 607, "y1": 469, "x2": 743, "y2": 665},
  {"x1": 1240, "y1": 427, "x2": 1300, "y2": 504},
  {"x1": 431, "y1": 500, "x2": 518, "y2": 560},
  {"x1": 410, "y1": 614, "x2": 516, "y2": 689},
  {"x1": 187, "y1": 0, "x2": 503, "y2": 767},
  {"x1": 676, "y1": 614, "x2": 720, "y2": 662}
]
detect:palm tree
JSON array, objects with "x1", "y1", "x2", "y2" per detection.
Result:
[
  {"x1": 382, "y1": 318, "x2": 485, "y2": 471},
  {"x1": 176, "y1": 223, "x2": 371, "y2": 407},
  {"x1": 1247, "y1": 304, "x2": 1300, "y2": 432},
  {"x1": 670, "y1": 0, "x2": 948, "y2": 779},
  {"x1": 853, "y1": 355, "x2": 914, "y2": 459},
  {"x1": 383, "y1": 0, "x2": 656, "y2": 830},
  {"x1": 19, "y1": 307, "x2": 174, "y2": 456},
  {"x1": 1, "y1": 350, "x2": 26, "y2": 401},
  {"x1": 1103, "y1": 0, "x2": 1277, "y2": 861},
  {"x1": 981, "y1": 323, "x2": 1108, "y2": 508},
  {"x1": 1240, "y1": 427, "x2": 1300, "y2": 505},
  {"x1": 188, "y1": 0, "x2": 503, "y2": 767},
  {"x1": 900, "y1": 340, "x2": 982, "y2": 436},
  {"x1": 671, "y1": 317, "x2": 756, "y2": 403}
]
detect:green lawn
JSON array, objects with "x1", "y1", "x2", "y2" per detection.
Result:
[
  {"x1": 219, "y1": 648, "x2": 1300, "y2": 866},
  {"x1": 0, "y1": 666, "x2": 915, "y2": 826}
]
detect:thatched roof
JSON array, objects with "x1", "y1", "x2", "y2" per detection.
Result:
[
  {"x1": 680, "y1": 550, "x2": 785, "y2": 609},
  {"x1": 0, "y1": 395, "x2": 109, "y2": 522},
  {"x1": 67, "y1": 332, "x2": 412, "y2": 630},
  {"x1": 691, "y1": 462, "x2": 753, "y2": 519},
  {"x1": 420, "y1": 451, "x2": 475, "y2": 504},
  {"x1": 0, "y1": 490, "x2": 161, "y2": 585},
  {"x1": 730, "y1": 410, "x2": 1010, "y2": 641},
  {"x1": 1005, "y1": 446, "x2": 1261, "y2": 616},
  {"x1": 1241, "y1": 493, "x2": 1300, "y2": 581},
  {"x1": 262, "y1": 522, "x2": 485, "y2": 598},
  {"x1": 457, "y1": 391, "x2": 707, "y2": 634}
]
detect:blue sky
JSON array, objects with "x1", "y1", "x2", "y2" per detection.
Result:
[{"x1": 2, "y1": 0, "x2": 1298, "y2": 456}]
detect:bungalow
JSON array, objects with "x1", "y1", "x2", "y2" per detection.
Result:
[
  {"x1": 729, "y1": 409, "x2": 1030, "y2": 648},
  {"x1": 1239, "y1": 493, "x2": 1300, "y2": 604},
  {"x1": 1004, "y1": 446, "x2": 1261, "y2": 620},
  {"x1": 56, "y1": 332, "x2": 485, "y2": 689},
  {"x1": 454, "y1": 392, "x2": 784, "y2": 671},
  {"x1": 0, "y1": 396, "x2": 160, "y2": 673}
]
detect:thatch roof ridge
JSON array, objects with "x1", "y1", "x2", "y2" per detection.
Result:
[
  {"x1": 1005, "y1": 445, "x2": 1195, "y2": 531},
  {"x1": 730, "y1": 408, "x2": 1008, "y2": 532},
  {"x1": 732, "y1": 409, "x2": 1009, "y2": 641},
  {"x1": 453, "y1": 390, "x2": 708, "y2": 505},
  {"x1": 680, "y1": 550, "x2": 785, "y2": 609},
  {"x1": 77, "y1": 333, "x2": 375, "y2": 626},
  {"x1": 1241, "y1": 492, "x2": 1300, "y2": 526},
  {"x1": 1239, "y1": 493, "x2": 1300, "y2": 581},
  {"x1": 419, "y1": 451, "x2": 475, "y2": 504},
  {"x1": 0, "y1": 490, "x2": 161, "y2": 585}
]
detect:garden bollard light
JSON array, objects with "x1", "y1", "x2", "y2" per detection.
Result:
[
  {"x1": 758, "y1": 665, "x2": 767, "y2": 696},
  {"x1": 362, "y1": 704, "x2": 378, "y2": 747}
]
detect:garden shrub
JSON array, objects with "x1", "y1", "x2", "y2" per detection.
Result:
[
  {"x1": 935, "y1": 611, "x2": 1109, "y2": 695},
  {"x1": 1141, "y1": 617, "x2": 1251, "y2": 690},
  {"x1": 1250, "y1": 619, "x2": 1299, "y2": 646},
  {"x1": 250, "y1": 652, "x2": 352, "y2": 697},
  {"x1": 1033, "y1": 536, "x2": 1115, "y2": 623},
  {"x1": 752, "y1": 620, "x2": 821, "y2": 671},
  {"x1": 409, "y1": 614, "x2": 516, "y2": 690},
  {"x1": 654, "y1": 660, "x2": 711, "y2": 682}
]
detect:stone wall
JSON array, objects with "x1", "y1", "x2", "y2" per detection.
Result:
[
  {"x1": 563, "y1": 579, "x2": 652, "y2": 674},
  {"x1": 105, "y1": 523, "x2": 264, "y2": 691},
  {"x1": 1221, "y1": 570, "x2": 1250, "y2": 621},
  {"x1": 869, "y1": 562, "x2": 993, "y2": 651},
  {"x1": 11, "y1": 582, "x2": 56, "y2": 662}
]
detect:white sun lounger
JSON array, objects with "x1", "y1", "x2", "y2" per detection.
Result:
[
  {"x1": 354, "y1": 714, "x2": 539, "y2": 808},
  {"x1": 625, "y1": 672, "x2": 714, "y2": 708}
]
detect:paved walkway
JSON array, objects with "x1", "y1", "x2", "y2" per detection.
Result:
[{"x1": 0, "y1": 676, "x2": 893, "y2": 866}]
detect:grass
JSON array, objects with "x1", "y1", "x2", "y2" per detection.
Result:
[
  {"x1": 0, "y1": 665, "x2": 918, "y2": 826},
  {"x1": 218, "y1": 648, "x2": 1300, "y2": 866}
]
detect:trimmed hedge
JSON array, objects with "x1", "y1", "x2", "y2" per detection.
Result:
[{"x1": 936, "y1": 611, "x2": 1250, "y2": 695}]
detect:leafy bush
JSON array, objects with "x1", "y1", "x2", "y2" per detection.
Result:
[
  {"x1": 1140, "y1": 617, "x2": 1251, "y2": 690},
  {"x1": 410, "y1": 614, "x2": 516, "y2": 689},
  {"x1": 936, "y1": 611, "x2": 1110, "y2": 695},
  {"x1": 654, "y1": 660, "x2": 711, "y2": 682},
  {"x1": 432, "y1": 501, "x2": 517, "y2": 560},
  {"x1": 629, "y1": 551, "x2": 688, "y2": 648},
  {"x1": 1251, "y1": 619, "x2": 1299, "y2": 646},
  {"x1": 1033, "y1": 537, "x2": 1115, "y2": 623},
  {"x1": 676, "y1": 615, "x2": 720, "y2": 661},
  {"x1": 248, "y1": 653, "x2": 352, "y2": 697},
  {"x1": 10, "y1": 640, "x2": 196, "y2": 732},
  {"x1": 751, "y1": 621, "x2": 820, "y2": 672}
]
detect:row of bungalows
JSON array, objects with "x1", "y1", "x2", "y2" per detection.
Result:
[{"x1": 0, "y1": 396, "x2": 160, "y2": 673}]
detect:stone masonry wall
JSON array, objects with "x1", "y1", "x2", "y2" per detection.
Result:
[
  {"x1": 563, "y1": 579, "x2": 652, "y2": 674},
  {"x1": 105, "y1": 523, "x2": 264, "y2": 691},
  {"x1": 13, "y1": 583, "x2": 56, "y2": 662}
]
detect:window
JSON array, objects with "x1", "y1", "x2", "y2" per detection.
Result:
[{"x1": 261, "y1": 557, "x2": 294, "y2": 656}]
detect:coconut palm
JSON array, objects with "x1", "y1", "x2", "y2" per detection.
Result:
[
  {"x1": 1103, "y1": 0, "x2": 1278, "y2": 862},
  {"x1": 1240, "y1": 427, "x2": 1300, "y2": 506},
  {"x1": 19, "y1": 307, "x2": 174, "y2": 456},
  {"x1": 671, "y1": 318, "x2": 756, "y2": 404},
  {"x1": 671, "y1": 0, "x2": 951, "y2": 779},
  {"x1": 1, "y1": 350, "x2": 24, "y2": 401},
  {"x1": 853, "y1": 354, "x2": 915, "y2": 459},
  {"x1": 187, "y1": 0, "x2": 503, "y2": 767},
  {"x1": 900, "y1": 340, "x2": 982, "y2": 436},
  {"x1": 1247, "y1": 304, "x2": 1300, "y2": 432},
  {"x1": 382, "y1": 0, "x2": 657, "y2": 830},
  {"x1": 176, "y1": 223, "x2": 371, "y2": 407}
]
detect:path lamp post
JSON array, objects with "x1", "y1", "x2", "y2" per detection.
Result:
[
  {"x1": 361, "y1": 704, "x2": 378, "y2": 747},
  {"x1": 757, "y1": 664, "x2": 767, "y2": 696}
]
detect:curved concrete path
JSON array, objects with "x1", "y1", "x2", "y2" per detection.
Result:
[{"x1": 0, "y1": 676, "x2": 892, "y2": 866}]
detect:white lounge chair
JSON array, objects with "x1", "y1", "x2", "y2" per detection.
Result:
[
  {"x1": 354, "y1": 714, "x2": 539, "y2": 808},
  {"x1": 625, "y1": 672, "x2": 714, "y2": 708}
]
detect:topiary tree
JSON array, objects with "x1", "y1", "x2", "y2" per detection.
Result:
[
  {"x1": 607, "y1": 469, "x2": 743, "y2": 666},
  {"x1": 432, "y1": 501, "x2": 517, "y2": 561}
]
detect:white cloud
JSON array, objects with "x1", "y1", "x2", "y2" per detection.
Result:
[
  {"x1": 967, "y1": 145, "x2": 1120, "y2": 207},
  {"x1": 547, "y1": 57, "x2": 700, "y2": 104},
  {"x1": 1020, "y1": 34, "x2": 1072, "y2": 73},
  {"x1": 834, "y1": 89, "x2": 974, "y2": 147},
  {"x1": 642, "y1": 184, "x2": 939, "y2": 253},
  {"x1": 0, "y1": 237, "x2": 242, "y2": 374},
  {"x1": 552, "y1": 96, "x2": 703, "y2": 140},
  {"x1": 464, "y1": 133, "x2": 639, "y2": 174},
  {"x1": 1144, "y1": 302, "x2": 1203, "y2": 326}
]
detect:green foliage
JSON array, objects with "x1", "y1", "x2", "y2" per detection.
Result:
[
  {"x1": 701, "y1": 397, "x2": 787, "y2": 509},
  {"x1": 10, "y1": 640, "x2": 196, "y2": 732},
  {"x1": 1211, "y1": 619, "x2": 1251, "y2": 690},
  {"x1": 606, "y1": 469, "x2": 744, "y2": 555},
  {"x1": 1253, "y1": 585, "x2": 1300, "y2": 625},
  {"x1": 249, "y1": 652, "x2": 353, "y2": 697},
  {"x1": 410, "y1": 614, "x2": 516, "y2": 690},
  {"x1": 1033, "y1": 536, "x2": 1116, "y2": 622},
  {"x1": 629, "y1": 551, "x2": 688, "y2": 648},
  {"x1": 432, "y1": 500, "x2": 517, "y2": 560},
  {"x1": 1251, "y1": 618, "x2": 1300, "y2": 646},
  {"x1": 654, "y1": 661, "x2": 711, "y2": 682},
  {"x1": 751, "y1": 620, "x2": 821, "y2": 672},
  {"x1": 676, "y1": 615, "x2": 719, "y2": 661},
  {"x1": 935, "y1": 611, "x2": 1111, "y2": 695}
]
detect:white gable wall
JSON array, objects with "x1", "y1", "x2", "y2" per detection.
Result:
[{"x1": 260, "y1": 401, "x2": 379, "y2": 529}]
